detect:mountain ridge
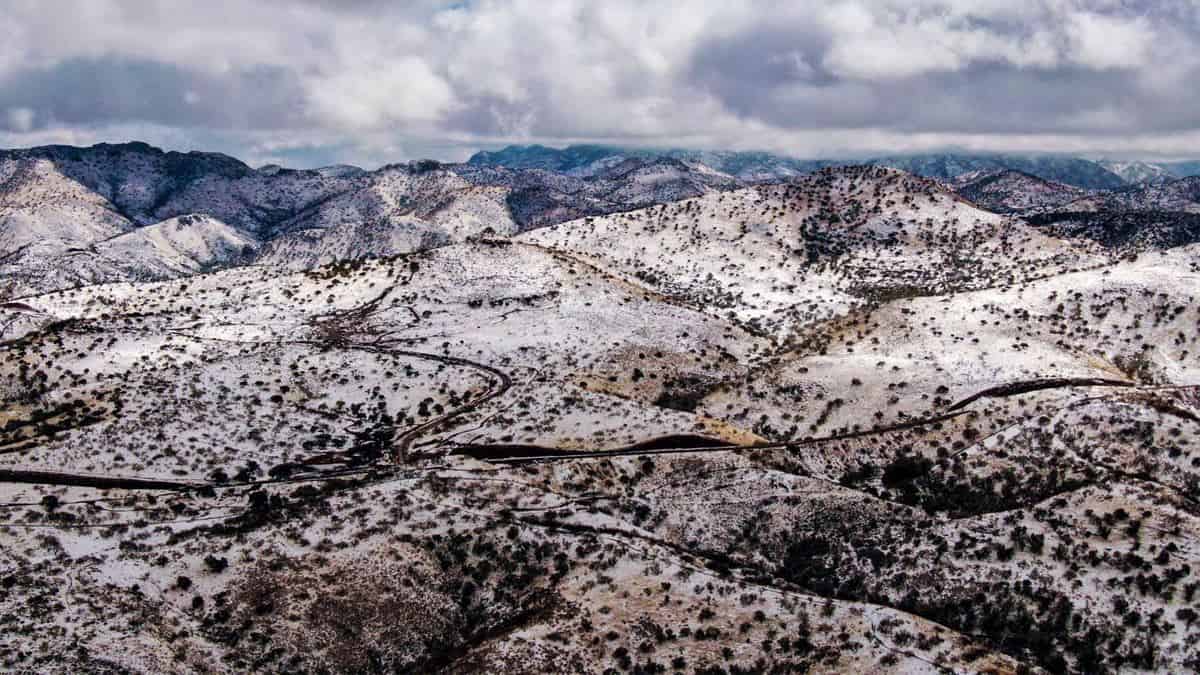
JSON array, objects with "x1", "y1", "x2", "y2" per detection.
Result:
[
  {"x1": 0, "y1": 142, "x2": 764, "y2": 296},
  {"x1": 8, "y1": 140, "x2": 1200, "y2": 300},
  {"x1": 470, "y1": 143, "x2": 1200, "y2": 189}
]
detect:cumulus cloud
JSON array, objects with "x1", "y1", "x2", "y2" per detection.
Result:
[{"x1": 0, "y1": 0, "x2": 1196, "y2": 166}]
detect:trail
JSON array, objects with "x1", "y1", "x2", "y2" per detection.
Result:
[
  {"x1": 0, "y1": 468, "x2": 199, "y2": 491},
  {"x1": 306, "y1": 278, "x2": 514, "y2": 463},
  {"x1": 447, "y1": 378, "x2": 1179, "y2": 464},
  {"x1": 359, "y1": 343, "x2": 513, "y2": 462},
  {"x1": 454, "y1": 409, "x2": 974, "y2": 464},
  {"x1": 946, "y1": 376, "x2": 1133, "y2": 411}
]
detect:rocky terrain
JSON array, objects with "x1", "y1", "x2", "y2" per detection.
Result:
[{"x1": 1, "y1": 142, "x2": 1199, "y2": 673}]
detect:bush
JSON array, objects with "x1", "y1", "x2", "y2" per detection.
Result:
[{"x1": 881, "y1": 455, "x2": 933, "y2": 487}]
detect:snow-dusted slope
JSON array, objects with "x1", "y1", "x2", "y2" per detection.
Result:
[
  {"x1": 0, "y1": 141, "x2": 253, "y2": 225},
  {"x1": 150, "y1": 168, "x2": 356, "y2": 233},
  {"x1": 260, "y1": 166, "x2": 516, "y2": 269},
  {"x1": 951, "y1": 169, "x2": 1085, "y2": 214},
  {"x1": 0, "y1": 145, "x2": 515, "y2": 292},
  {"x1": 595, "y1": 157, "x2": 740, "y2": 205},
  {"x1": 1099, "y1": 159, "x2": 1176, "y2": 185},
  {"x1": 94, "y1": 214, "x2": 258, "y2": 277},
  {"x1": 2, "y1": 227, "x2": 1199, "y2": 671},
  {"x1": 523, "y1": 166, "x2": 1102, "y2": 339},
  {"x1": 0, "y1": 157, "x2": 133, "y2": 252},
  {"x1": 454, "y1": 156, "x2": 745, "y2": 229},
  {"x1": 0, "y1": 213, "x2": 257, "y2": 296},
  {"x1": 5, "y1": 146, "x2": 1200, "y2": 672},
  {"x1": 1059, "y1": 175, "x2": 1200, "y2": 213}
]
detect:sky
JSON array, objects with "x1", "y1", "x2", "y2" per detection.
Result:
[{"x1": 1, "y1": 0, "x2": 1198, "y2": 168}]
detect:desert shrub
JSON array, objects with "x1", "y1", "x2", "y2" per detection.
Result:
[{"x1": 881, "y1": 455, "x2": 933, "y2": 487}]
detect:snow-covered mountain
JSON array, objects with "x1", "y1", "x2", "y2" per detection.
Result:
[
  {"x1": 261, "y1": 165, "x2": 515, "y2": 269},
  {"x1": 10, "y1": 141, "x2": 1200, "y2": 299},
  {"x1": 468, "y1": 143, "x2": 831, "y2": 182},
  {"x1": 875, "y1": 153, "x2": 1127, "y2": 189},
  {"x1": 1098, "y1": 159, "x2": 1177, "y2": 185},
  {"x1": 0, "y1": 143, "x2": 764, "y2": 295}
]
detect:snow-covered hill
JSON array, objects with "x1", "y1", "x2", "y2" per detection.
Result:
[
  {"x1": 3, "y1": 218, "x2": 1198, "y2": 671},
  {"x1": 94, "y1": 214, "x2": 258, "y2": 277},
  {"x1": 1099, "y1": 159, "x2": 1177, "y2": 185},
  {"x1": 5, "y1": 142, "x2": 1200, "y2": 673},
  {"x1": 951, "y1": 169, "x2": 1085, "y2": 214},
  {"x1": 0, "y1": 156, "x2": 133, "y2": 252},
  {"x1": 523, "y1": 166, "x2": 1102, "y2": 339},
  {"x1": 454, "y1": 156, "x2": 744, "y2": 229},
  {"x1": 0, "y1": 213, "x2": 257, "y2": 296}
]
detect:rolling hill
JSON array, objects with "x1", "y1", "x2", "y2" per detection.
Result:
[{"x1": 1, "y1": 142, "x2": 1200, "y2": 673}]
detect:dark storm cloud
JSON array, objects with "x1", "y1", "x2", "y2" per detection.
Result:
[
  {"x1": 685, "y1": 24, "x2": 872, "y2": 128},
  {"x1": 888, "y1": 64, "x2": 1145, "y2": 135},
  {"x1": 0, "y1": 58, "x2": 307, "y2": 132},
  {"x1": 690, "y1": 56, "x2": 1159, "y2": 136},
  {"x1": 682, "y1": 11, "x2": 1200, "y2": 138},
  {"x1": 687, "y1": 24, "x2": 837, "y2": 97}
]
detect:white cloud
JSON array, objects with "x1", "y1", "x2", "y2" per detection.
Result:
[
  {"x1": 307, "y1": 56, "x2": 455, "y2": 128},
  {"x1": 1066, "y1": 11, "x2": 1152, "y2": 70}
]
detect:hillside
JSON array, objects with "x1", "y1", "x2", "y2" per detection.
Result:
[
  {"x1": 1088, "y1": 176, "x2": 1200, "y2": 213},
  {"x1": 523, "y1": 166, "x2": 1104, "y2": 339},
  {"x1": 1027, "y1": 210, "x2": 1200, "y2": 252},
  {"x1": 1099, "y1": 160, "x2": 1177, "y2": 185},
  {"x1": 455, "y1": 157, "x2": 744, "y2": 229},
  {"x1": 0, "y1": 144, "x2": 766, "y2": 296},
  {"x1": 2, "y1": 230, "x2": 1198, "y2": 672},
  {"x1": 1, "y1": 143, "x2": 1200, "y2": 673},
  {"x1": 0, "y1": 156, "x2": 134, "y2": 251},
  {"x1": 951, "y1": 169, "x2": 1085, "y2": 214}
]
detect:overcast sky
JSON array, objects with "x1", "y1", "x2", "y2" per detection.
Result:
[{"x1": 1, "y1": 0, "x2": 1197, "y2": 167}]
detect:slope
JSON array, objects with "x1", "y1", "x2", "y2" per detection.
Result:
[
  {"x1": 951, "y1": 169, "x2": 1085, "y2": 214},
  {"x1": 522, "y1": 166, "x2": 1105, "y2": 340}
]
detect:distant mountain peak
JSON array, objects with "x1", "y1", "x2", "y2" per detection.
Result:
[{"x1": 1098, "y1": 159, "x2": 1177, "y2": 185}]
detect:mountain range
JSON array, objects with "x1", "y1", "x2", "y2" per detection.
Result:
[
  {"x1": 7, "y1": 141, "x2": 1200, "y2": 301},
  {"x1": 468, "y1": 143, "x2": 1200, "y2": 189}
]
